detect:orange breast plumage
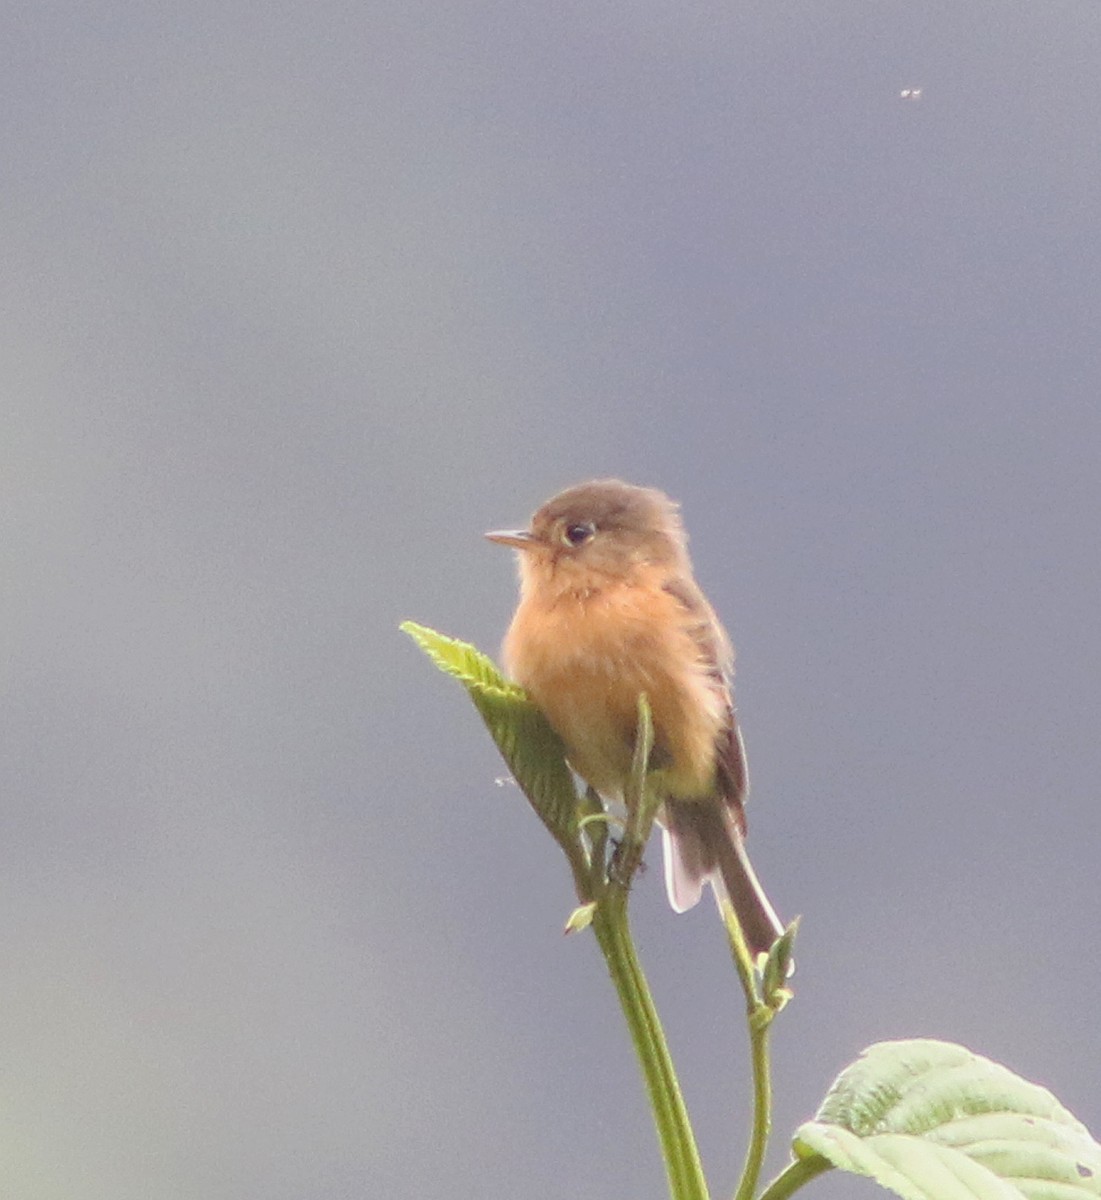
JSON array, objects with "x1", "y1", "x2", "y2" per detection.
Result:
[{"x1": 502, "y1": 579, "x2": 725, "y2": 800}]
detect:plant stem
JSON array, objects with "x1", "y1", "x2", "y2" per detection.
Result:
[
  {"x1": 591, "y1": 886, "x2": 710, "y2": 1200},
  {"x1": 734, "y1": 1009, "x2": 772, "y2": 1200},
  {"x1": 720, "y1": 899, "x2": 773, "y2": 1200},
  {"x1": 756, "y1": 1156, "x2": 831, "y2": 1200}
]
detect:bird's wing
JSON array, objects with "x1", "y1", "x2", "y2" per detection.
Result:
[{"x1": 661, "y1": 574, "x2": 749, "y2": 825}]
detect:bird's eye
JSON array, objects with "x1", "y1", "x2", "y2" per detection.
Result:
[{"x1": 563, "y1": 522, "x2": 596, "y2": 547}]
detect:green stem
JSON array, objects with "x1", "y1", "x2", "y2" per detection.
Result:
[
  {"x1": 591, "y1": 886, "x2": 710, "y2": 1200},
  {"x1": 720, "y1": 899, "x2": 772, "y2": 1200},
  {"x1": 734, "y1": 1011, "x2": 771, "y2": 1200},
  {"x1": 756, "y1": 1156, "x2": 831, "y2": 1200}
]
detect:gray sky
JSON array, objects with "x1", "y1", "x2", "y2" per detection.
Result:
[{"x1": 3, "y1": 3, "x2": 1100, "y2": 1198}]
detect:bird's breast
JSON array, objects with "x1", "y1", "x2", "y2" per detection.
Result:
[{"x1": 502, "y1": 582, "x2": 725, "y2": 799}]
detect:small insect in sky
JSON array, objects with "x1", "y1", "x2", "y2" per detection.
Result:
[{"x1": 900, "y1": 88, "x2": 923, "y2": 101}]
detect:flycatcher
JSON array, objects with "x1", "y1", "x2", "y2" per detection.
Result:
[{"x1": 487, "y1": 479, "x2": 784, "y2": 957}]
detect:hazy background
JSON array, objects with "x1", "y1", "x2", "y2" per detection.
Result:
[{"x1": 3, "y1": 2, "x2": 1099, "y2": 1197}]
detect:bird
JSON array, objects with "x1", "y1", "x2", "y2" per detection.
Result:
[{"x1": 486, "y1": 478, "x2": 784, "y2": 958}]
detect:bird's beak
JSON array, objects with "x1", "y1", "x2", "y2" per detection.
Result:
[{"x1": 485, "y1": 528, "x2": 538, "y2": 549}]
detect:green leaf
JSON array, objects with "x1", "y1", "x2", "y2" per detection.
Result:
[
  {"x1": 792, "y1": 1039, "x2": 1101, "y2": 1200},
  {"x1": 564, "y1": 902, "x2": 597, "y2": 934},
  {"x1": 760, "y1": 917, "x2": 799, "y2": 1012},
  {"x1": 400, "y1": 621, "x2": 580, "y2": 851},
  {"x1": 628, "y1": 692, "x2": 664, "y2": 839},
  {"x1": 617, "y1": 693, "x2": 657, "y2": 869},
  {"x1": 628, "y1": 691, "x2": 654, "y2": 810},
  {"x1": 400, "y1": 620, "x2": 521, "y2": 696}
]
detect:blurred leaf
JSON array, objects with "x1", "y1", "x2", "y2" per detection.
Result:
[
  {"x1": 400, "y1": 622, "x2": 580, "y2": 851},
  {"x1": 606, "y1": 692, "x2": 657, "y2": 889},
  {"x1": 628, "y1": 692, "x2": 653, "y2": 805},
  {"x1": 628, "y1": 692, "x2": 663, "y2": 835},
  {"x1": 793, "y1": 1039, "x2": 1101, "y2": 1200}
]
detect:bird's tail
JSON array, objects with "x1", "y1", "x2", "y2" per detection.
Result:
[{"x1": 661, "y1": 799, "x2": 784, "y2": 959}]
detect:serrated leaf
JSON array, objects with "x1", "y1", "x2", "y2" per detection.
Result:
[
  {"x1": 793, "y1": 1039, "x2": 1101, "y2": 1200},
  {"x1": 467, "y1": 685, "x2": 579, "y2": 846},
  {"x1": 400, "y1": 621, "x2": 521, "y2": 696},
  {"x1": 401, "y1": 621, "x2": 580, "y2": 849}
]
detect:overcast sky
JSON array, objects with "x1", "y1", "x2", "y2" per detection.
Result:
[{"x1": 3, "y1": 3, "x2": 1100, "y2": 1198}]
